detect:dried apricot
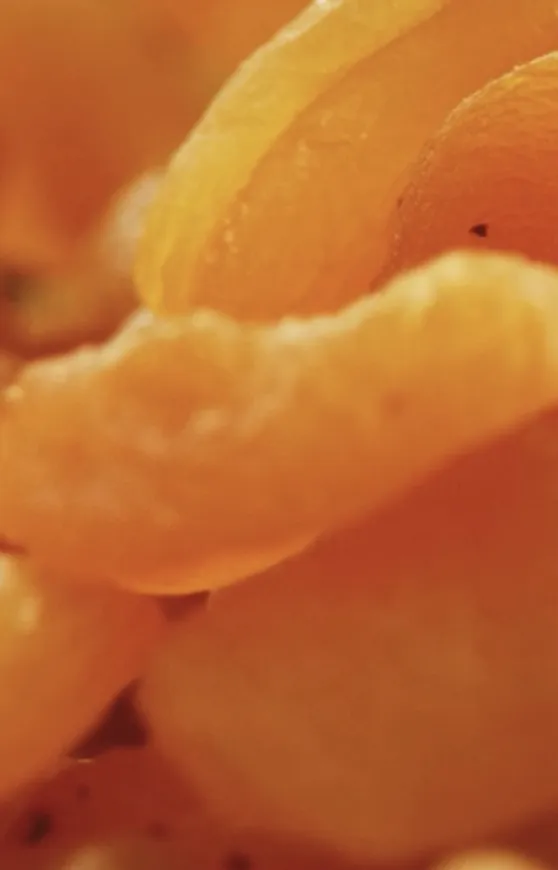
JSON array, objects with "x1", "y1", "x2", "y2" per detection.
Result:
[
  {"x1": 141, "y1": 410, "x2": 558, "y2": 859},
  {"x1": 1, "y1": 253, "x2": 558, "y2": 590},
  {"x1": 0, "y1": 748, "x2": 358, "y2": 870},
  {"x1": 0, "y1": 749, "x2": 195, "y2": 855},
  {"x1": 137, "y1": 0, "x2": 558, "y2": 319},
  {"x1": 391, "y1": 53, "x2": 558, "y2": 273}
]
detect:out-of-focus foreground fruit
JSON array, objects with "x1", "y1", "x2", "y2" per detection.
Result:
[
  {"x1": 0, "y1": 173, "x2": 161, "y2": 359},
  {"x1": 0, "y1": 556, "x2": 161, "y2": 798},
  {"x1": 141, "y1": 409, "x2": 558, "y2": 861},
  {"x1": 0, "y1": 0, "x2": 193, "y2": 265},
  {"x1": 0, "y1": 747, "x2": 357, "y2": 870}
]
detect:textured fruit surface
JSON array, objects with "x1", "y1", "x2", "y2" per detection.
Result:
[
  {"x1": 137, "y1": 0, "x2": 558, "y2": 320},
  {"x1": 391, "y1": 54, "x2": 558, "y2": 274},
  {"x1": 141, "y1": 409, "x2": 558, "y2": 860},
  {"x1": 1, "y1": 253, "x2": 558, "y2": 590},
  {"x1": 0, "y1": 556, "x2": 162, "y2": 797}
]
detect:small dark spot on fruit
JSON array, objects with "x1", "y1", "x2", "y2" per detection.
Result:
[
  {"x1": 224, "y1": 852, "x2": 253, "y2": 870},
  {"x1": 21, "y1": 809, "x2": 53, "y2": 846},
  {"x1": 469, "y1": 222, "x2": 488, "y2": 238}
]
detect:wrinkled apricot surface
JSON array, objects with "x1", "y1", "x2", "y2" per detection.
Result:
[
  {"x1": 137, "y1": 0, "x2": 558, "y2": 319},
  {"x1": 2, "y1": 253, "x2": 558, "y2": 592},
  {"x1": 391, "y1": 53, "x2": 558, "y2": 273}
]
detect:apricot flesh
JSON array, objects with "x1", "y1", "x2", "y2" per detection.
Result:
[{"x1": 142, "y1": 410, "x2": 558, "y2": 860}]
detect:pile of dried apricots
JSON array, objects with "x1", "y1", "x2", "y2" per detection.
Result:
[{"x1": 4, "y1": 0, "x2": 558, "y2": 868}]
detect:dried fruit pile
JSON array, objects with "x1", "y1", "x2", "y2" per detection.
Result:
[{"x1": 3, "y1": 0, "x2": 558, "y2": 868}]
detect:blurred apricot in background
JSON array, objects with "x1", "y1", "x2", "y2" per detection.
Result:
[{"x1": 0, "y1": 0, "x2": 194, "y2": 266}]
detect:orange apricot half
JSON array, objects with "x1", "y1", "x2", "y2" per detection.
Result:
[
  {"x1": 141, "y1": 410, "x2": 558, "y2": 860},
  {"x1": 137, "y1": 0, "x2": 558, "y2": 320},
  {"x1": 0, "y1": 252, "x2": 558, "y2": 591},
  {"x1": 391, "y1": 53, "x2": 558, "y2": 273}
]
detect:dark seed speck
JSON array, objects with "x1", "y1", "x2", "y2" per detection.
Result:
[{"x1": 469, "y1": 223, "x2": 489, "y2": 238}]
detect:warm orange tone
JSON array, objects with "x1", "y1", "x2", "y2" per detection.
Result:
[
  {"x1": 391, "y1": 53, "x2": 558, "y2": 273},
  {"x1": 1, "y1": 0, "x2": 558, "y2": 865},
  {"x1": 0, "y1": 556, "x2": 162, "y2": 797},
  {"x1": 141, "y1": 408, "x2": 558, "y2": 859},
  {"x1": 0, "y1": 749, "x2": 195, "y2": 857},
  {"x1": 55, "y1": 836, "x2": 359, "y2": 870},
  {"x1": 0, "y1": 747, "x2": 362, "y2": 870},
  {"x1": 437, "y1": 854, "x2": 549, "y2": 870},
  {"x1": 0, "y1": 173, "x2": 160, "y2": 360},
  {"x1": 1, "y1": 253, "x2": 558, "y2": 590},
  {"x1": 0, "y1": 0, "x2": 193, "y2": 263},
  {"x1": 57, "y1": 840, "x2": 195, "y2": 870},
  {"x1": 137, "y1": 0, "x2": 558, "y2": 320},
  {"x1": 0, "y1": 351, "x2": 21, "y2": 391},
  {"x1": 154, "y1": 0, "x2": 309, "y2": 118}
]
